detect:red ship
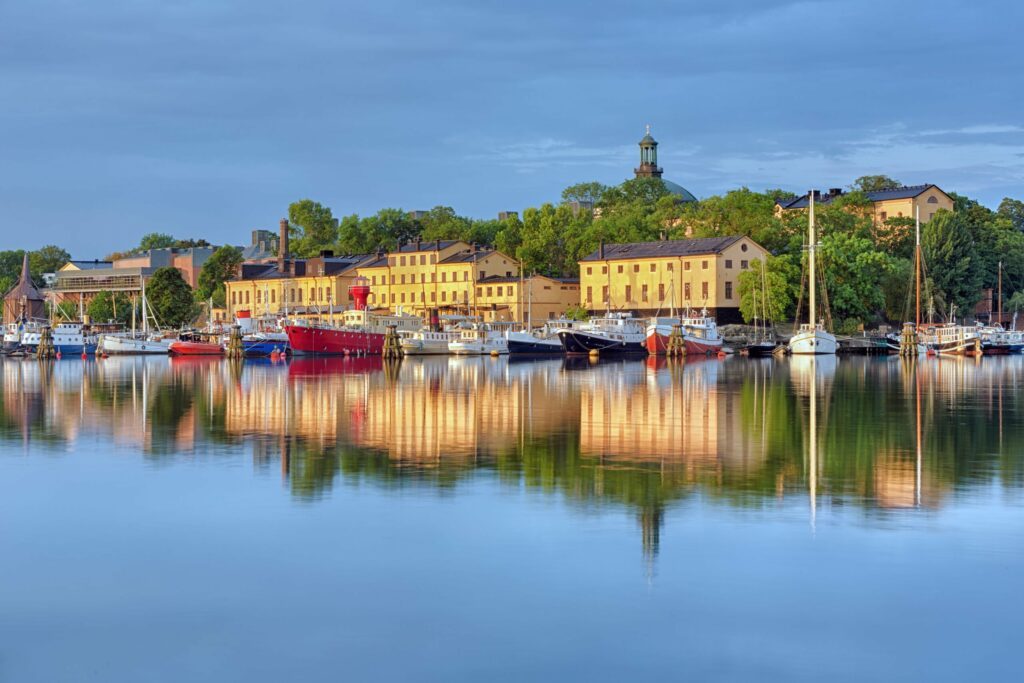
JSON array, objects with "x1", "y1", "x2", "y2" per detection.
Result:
[{"x1": 285, "y1": 279, "x2": 421, "y2": 356}]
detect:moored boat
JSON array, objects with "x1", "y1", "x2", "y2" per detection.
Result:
[
  {"x1": 169, "y1": 336, "x2": 224, "y2": 355},
  {"x1": 449, "y1": 323, "x2": 509, "y2": 355},
  {"x1": 506, "y1": 319, "x2": 578, "y2": 355},
  {"x1": 401, "y1": 329, "x2": 461, "y2": 355},
  {"x1": 20, "y1": 322, "x2": 98, "y2": 356},
  {"x1": 645, "y1": 310, "x2": 723, "y2": 355},
  {"x1": 789, "y1": 191, "x2": 837, "y2": 356},
  {"x1": 286, "y1": 309, "x2": 421, "y2": 356},
  {"x1": 559, "y1": 313, "x2": 647, "y2": 356}
]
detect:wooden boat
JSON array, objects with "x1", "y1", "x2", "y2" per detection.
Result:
[{"x1": 169, "y1": 332, "x2": 224, "y2": 355}]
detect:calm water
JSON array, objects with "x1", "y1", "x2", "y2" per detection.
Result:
[{"x1": 1, "y1": 354, "x2": 1023, "y2": 682}]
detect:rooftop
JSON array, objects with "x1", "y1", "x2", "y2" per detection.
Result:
[
  {"x1": 580, "y1": 236, "x2": 744, "y2": 262},
  {"x1": 778, "y1": 184, "x2": 946, "y2": 209}
]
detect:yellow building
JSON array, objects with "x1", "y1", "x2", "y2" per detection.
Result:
[
  {"x1": 225, "y1": 251, "x2": 373, "y2": 320},
  {"x1": 225, "y1": 237, "x2": 579, "y2": 324},
  {"x1": 578, "y1": 235, "x2": 769, "y2": 323},
  {"x1": 775, "y1": 184, "x2": 953, "y2": 223}
]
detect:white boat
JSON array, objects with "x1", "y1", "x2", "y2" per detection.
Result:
[
  {"x1": 99, "y1": 278, "x2": 173, "y2": 355},
  {"x1": 21, "y1": 321, "x2": 99, "y2": 355},
  {"x1": 918, "y1": 323, "x2": 980, "y2": 355},
  {"x1": 789, "y1": 191, "x2": 837, "y2": 355},
  {"x1": 3, "y1": 319, "x2": 46, "y2": 353},
  {"x1": 449, "y1": 324, "x2": 509, "y2": 355},
  {"x1": 401, "y1": 329, "x2": 462, "y2": 355}
]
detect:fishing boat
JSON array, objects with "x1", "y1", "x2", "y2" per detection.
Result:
[
  {"x1": 449, "y1": 323, "x2": 509, "y2": 355},
  {"x1": 507, "y1": 319, "x2": 578, "y2": 355},
  {"x1": 645, "y1": 309, "x2": 723, "y2": 355},
  {"x1": 789, "y1": 191, "x2": 837, "y2": 355},
  {"x1": 559, "y1": 313, "x2": 647, "y2": 356},
  {"x1": 20, "y1": 321, "x2": 98, "y2": 356}
]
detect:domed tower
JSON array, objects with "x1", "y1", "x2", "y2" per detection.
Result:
[{"x1": 634, "y1": 124, "x2": 663, "y2": 179}]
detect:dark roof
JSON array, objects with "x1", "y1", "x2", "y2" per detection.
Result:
[
  {"x1": 233, "y1": 254, "x2": 371, "y2": 282},
  {"x1": 779, "y1": 184, "x2": 945, "y2": 209},
  {"x1": 580, "y1": 236, "x2": 743, "y2": 262},
  {"x1": 395, "y1": 240, "x2": 461, "y2": 253},
  {"x1": 439, "y1": 249, "x2": 495, "y2": 264}
]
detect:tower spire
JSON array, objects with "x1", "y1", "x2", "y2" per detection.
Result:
[{"x1": 635, "y1": 125, "x2": 662, "y2": 179}]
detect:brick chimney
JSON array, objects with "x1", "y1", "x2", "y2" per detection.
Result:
[
  {"x1": 278, "y1": 218, "x2": 289, "y2": 273},
  {"x1": 598, "y1": 241, "x2": 604, "y2": 259}
]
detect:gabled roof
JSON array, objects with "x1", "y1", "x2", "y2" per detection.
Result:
[
  {"x1": 778, "y1": 184, "x2": 948, "y2": 209},
  {"x1": 439, "y1": 249, "x2": 497, "y2": 264},
  {"x1": 62, "y1": 260, "x2": 113, "y2": 270},
  {"x1": 580, "y1": 236, "x2": 744, "y2": 262},
  {"x1": 395, "y1": 240, "x2": 463, "y2": 253},
  {"x1": 232, "y1": 254, "x2": 372, "y2": 282}
]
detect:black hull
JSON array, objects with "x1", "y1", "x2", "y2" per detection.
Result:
[
  {"x1": 507, "y1": 339, "x2": 564, "y2": 355},
  {"x1": 558, "y1": 330, "x2": 647, "y2": 355},
  {"x1": 743, "y1": 343, "x2": 778, "y2": 357}
]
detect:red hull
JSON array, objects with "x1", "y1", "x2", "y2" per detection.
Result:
[
  {"x1": 645, "y1": 331, "x2": 723, "y2": 356},
  {"x1": 285, "y1": 325, "x2": 385, "y2": 355},
  {"x1": 169, "y1": 341, "x2": 223, "y2": 355}
]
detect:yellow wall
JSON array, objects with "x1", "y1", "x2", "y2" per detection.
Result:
[
  {"x1": 578, "y1": 236, "x2": 768, "y2": 313},
  {"x1": 225, "y1": 270, "x2": 362, "y2": 319},
  {"x1": 474, "y1": 276, "x2": 580, "y2": 323}
]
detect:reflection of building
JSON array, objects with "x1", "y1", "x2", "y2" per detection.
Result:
[{"x1": 578, "y1": 235, "x2": 768, "y2": 323}]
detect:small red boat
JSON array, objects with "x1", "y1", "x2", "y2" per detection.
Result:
[{"x1": 169, "y1": 333, "x2": 224, "y2": 355}]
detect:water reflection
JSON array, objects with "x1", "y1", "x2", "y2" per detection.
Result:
[{"x1": 3, "y1": 354, "x2": 1024, "y2": 564}]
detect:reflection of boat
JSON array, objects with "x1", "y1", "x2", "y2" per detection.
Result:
[
  {"x1": 789, "y1": 192, "x2": 837, "y2": 356},
  {"x1": 559, "y1": 314, "x2": 647, "y2": 355},
  {"x1": 645, "y1": 310, "x2": 723, "y2": 355},
  {"x1": 287, "y1": 356, "x2": 384, "y2": 377}
]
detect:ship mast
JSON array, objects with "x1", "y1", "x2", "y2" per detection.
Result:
[
  {"x1": 915, "y1": 206, "x2": 921, "y2": 329},
  {"x1": 808, "y1": 191, "x2": 816, "y2": 329}
]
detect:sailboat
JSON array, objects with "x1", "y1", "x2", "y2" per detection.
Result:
[
  {"x1": 742, "y1": 262, "x2": 778, "y2": 357},
  {"x1": 789, "y1": 191, "x2": 837, "y2": 355},
  {"x1": 100, "y1": 279, "x2": 173, "y2": 354}
]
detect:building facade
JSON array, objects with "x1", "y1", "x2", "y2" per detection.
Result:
[
  {"x1": 775, "y1": 185, "x2": 954, "y2": 224},
  {"x1": 578, "y1": 235, "x2": 769, "y2": 323}
]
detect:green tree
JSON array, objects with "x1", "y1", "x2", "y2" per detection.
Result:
[
  {"x1": 0, "y1": 250, "x2": 27, "y2": 295},
  {"x1": 998, "y1": 197, "x2": 1024, "y2": 231},
  {"x1": 146, "y1": 267, "x2": 197, "y2": 328},
  {"x1": 819, "y1": 231, "x2": 898, "y2": 324},
  {"x1": 29, "y1": 245, "x2": 71, "y2": 282},
  {"x1": 852, "y1": 175, "x2": 901, "y2": 192},
  {"x1": 418, "y1": 206, "x2": 472, "y2": 241},
  {"x1": 86, "y1": 291, "x2": 132, "y2": 324},
  {"x1": 921, "y1": 210, "x2": 982, "y2": 319},
  {"x1": 564, "y1": 304, "x2": 589, "y2": 321},
  {"x1": 138, "y1": 233, "x2": 176, "y2": 251},
  {"x1": 338, "y1": 209, "x2": 420, "y2": 254},
  {"x1": 289, "y1": 199, "x2": 338, "y2": 249},
  {"x1": 561, "y1": 182, "x2": 608, "y2": 207},
  {"x1": 737, "y1": 256, "x2": 795, "y2": 324},
  {"x1": 197, "y1": 246, "x2": 243, "y2": 301}
]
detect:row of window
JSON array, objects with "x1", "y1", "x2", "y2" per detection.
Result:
[
  {"x1": 584, "y1": 281, "x2": 734, "y2": 302},
  {"x1": 388, "y1": 254, "x2": 437, "y2": 267},
  {"x1": 369, "y1": 270, "x2": 515, "y2": 285},
  {"x1": 584, "y1": 260, "x2": 750, "y2": 276},
  {"x1": 230, "y1": 286, "x2": 337, "y2": 306}
]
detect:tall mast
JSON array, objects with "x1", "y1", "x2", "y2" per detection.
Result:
[
  {"x1": 915, "y1": 206, "x2": 921, "y2": 329},
  {"x1": 141, "y1": 276, "x2": 149, "y2": 335},
  {"x1": 808, "y1": 191, "x2": 816, "y2": 329},
  {"x1": 998, "y1": 260, "x2": 1003, "y2": 325}
]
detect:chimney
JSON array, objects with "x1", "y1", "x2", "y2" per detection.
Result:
[
  {"x1": 415, "y1": 237, "x2": 422, "y2": 251},
  {"x1": 829, "y1": 187, "x2": 843, "y2": 197},
  {"x1": 278, "y1": 218, "x2": 289, "y2": 272},
  {"x1": 598, "y1": 241, "x2": 605, "y2": 259}
]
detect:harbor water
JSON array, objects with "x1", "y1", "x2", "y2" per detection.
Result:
[{"x1": 1, "y1": 354, "x2": 1022, "y2": 681}]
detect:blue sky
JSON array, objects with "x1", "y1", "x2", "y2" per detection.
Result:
[{"x1": 2, "y1": 0, "x2": 1022, "y2": 256}]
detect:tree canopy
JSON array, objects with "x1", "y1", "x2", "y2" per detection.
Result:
[
  {"x1": 146, "y1": 267, "x2": 197, "y2": 328},
  {"x1": 852, "y1": 175, "x2": 901, "y2": 192},
  {"x1": 197, "y1": 246, "x2": 243, "y2": 302}
]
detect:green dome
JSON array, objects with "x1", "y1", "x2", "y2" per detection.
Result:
[
  {"x1": 661, "y1": 179, "x2": 697, "y2": 203},
  {"x1": 639, "y1": 133, "x2": 657, "y2": 145}
]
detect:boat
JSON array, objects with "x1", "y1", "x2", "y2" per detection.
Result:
[
  {"x1": 285, "y1": 308, "x2": 421, "y2": 356},
  {"x1": 918, "y1": 323, "x2": 980, "y2": 355},
  {"x1": 506, "y1": 319, "x2": 577, "y2": 355},
  {"x1": 241, "y1": 332, "x2": 290, "y2": 357},
  {"x1": 449, "y1": 323, "x2": 509, "y2": 355},
  {"x1": 559, "y1": 313, "x2": 647, "y2": 356},
  {"x1": 20, "y1": 321, "x2": 98, "y2": 356},
  {"x1": 99, "y1": 278, "x2": 173, "y2": 355},
  {"x1": 2, "y1": 319, "x2": 45, "y2": 354},
  {"x1": 789, "y1": 191, "x2": 838, "y2": 355},
  {"x1": 741, "y1": 262, "x2": 779, "y2": 357},
  {"x1": 645, "y1": 309, "x2": 723, "y2": 355},
  {"x1": 168, "y1": 332, "x2": 224, "y2": 356},
  {"x1": 401, "y1": 329, "x2": 461, "y2": 355}
]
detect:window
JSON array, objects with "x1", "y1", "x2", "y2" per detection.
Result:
[
  {"x1": 658, "y1": 284, "x2": 665, "y2": 301},
  {"x1": 442, "y1": 291, "x2": 447, "y2": 302},
  {"x1": 617, "y1": 265, "x2": 624, "y2": 273},
  {"x1": 430, "y1": 273, "x2": 435, "y2": 283},
  {"x1": 702, "y1": 260, "x2": 708, "y2": 270},
  {"x1": 929, "y1": 213, "x2": 935, "y2": 221},
  {"x1": 587, "y1": 267, "x2": 592, "y2": 275},
  {"x1": 601, "y1": 266, "x2": 607, "y2": 274},
  {"x1": 725, "y1": 260, "x2": 733, "y2": 269},
  {"x1": 391, "y1": 293, "x2": 395, "y2": 304},
  {"x1": 549, "y1": 312, "x2": 555, "y2": 319},
  {"x1": 477, "y1": 287, "x2": 483, "y2": 297},
  {"x1": 741, "y1": 243, "x2": 748, "y2": 252},
  {"x1": 927, "y1": 196, "x2": 938, "y2": 204},
  {"x1": 702, "y1": 282, "x2": 708, "y2": 299},
  {"x1": 506, "y1": 271, "x2": 512, "y2": 277},
  {"x1": 369, "y1": 293, "x2": 375, "y2": 303},
  {"x1": 389, "y1": 257, "x2": 396, "y2": 267},
  {"x1": 741, "y1": 260, "x2": 749, "y2": 269},
  {"x1": 633, "y1": 264, "x2": 640, "y2": 273},
  {"x1": 390, "y1": 275, "x2": 395, "y2": 285},
  {"x1": 401, "y1": 274, "x2": 406, "y2": 284},
  {"x1": 586, "y1": 286, "x2": 593, "y2": 302},
  {"x1": 487, "y1": 287, "x2": 493, "y2": 296},
  {"x1": 496, "y1": 286, "x2": 503, "y2": 296},
  {"x1": 602, "y1": 285, "x2": 608, "y2": 302},
  {"x1": 271, "y1": 291, "x2": 276, "y2": 304},
  {"x1": 897, "y1": 212, "x2": 903, "y2": 218},
  {"x1": 420, "y1": 255, "x2": 426, "y2": 266},
  {"x1": 480, "y1": 271, "x2": 486, "y2": 279},
  {"x1": 625, "y1": 285, "x2": 632, "y2": 301},
  {"x1": 319, "y1": 287, "x2": 323, "y2": 301},
  {"x1": 297, "y1": 290, "x2": 301, "y2": 303},
  {"x1": 650, "y1": 263, "x2": 656, "y2": 272},
  {"x1": 401, "y1": 293, "x2": 405, "y2": 303},
  {"x1": 429, "y1": 254, "x2": 436, "y2": 264},
  {"x1": 430, "y1": 292, "x2": 436, "y2": 302},
  {"x1": 667, "y1": 263, "x2": 674, "y2": 271},
  {"x1": 725, "y1": 281, "x2": 733, "y2": 299},
  {"x1": 684, "y1": 283, "x2": 691, "y2": 299},
  {"x1": 880, "y1": 211, "x2": 888, "y2": 221},
  {"x1": 684, "y1": 262, "x2": 691, "y2": 271},
  {"x1": 245, "y1": 291, "x2": 250, "y2": 304},
  {"x1": 231, "y1": 292, "x2": 236, "y2": 304},
  {"x1": 400, "y1": 256, "x2": 406, "y2": 266},
  {"x1": 463, "y1": 273, "x2": 468, "y2": 282},
  {"x1": 256, "y1": 290, "x2": 262, "y2": 304},
  {"x1": 441, "y1": 272, "x2": 447, "y2": 283},
  {"x1": 420, "y1": 292, "x2": 424, "y2": 302},
  {"x1": 641, "y1": 284, "x2": 648, "y2": 301}
]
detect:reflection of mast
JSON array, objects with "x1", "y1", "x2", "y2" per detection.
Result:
[
  {"x1": 809, "y1": 357, "x2": 817, "y2": 530},
  {"x1": 640, "y1": 506, "x2": 662, "y2": 575},
  {"x1": 915, "y1": 364, "x2": 922, "y2": 508}
]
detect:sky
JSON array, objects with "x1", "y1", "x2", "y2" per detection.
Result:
[{"x1": 2, "y1": 0, "x2": 1023, "y2": 256}]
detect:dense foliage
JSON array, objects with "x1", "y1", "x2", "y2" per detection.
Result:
[
  {"x1": 145, "y1": 267, "x2": 197, "y2": 328},
  {"x1": 197, "y1": 245, "x2": 244, "y2": 303}
]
